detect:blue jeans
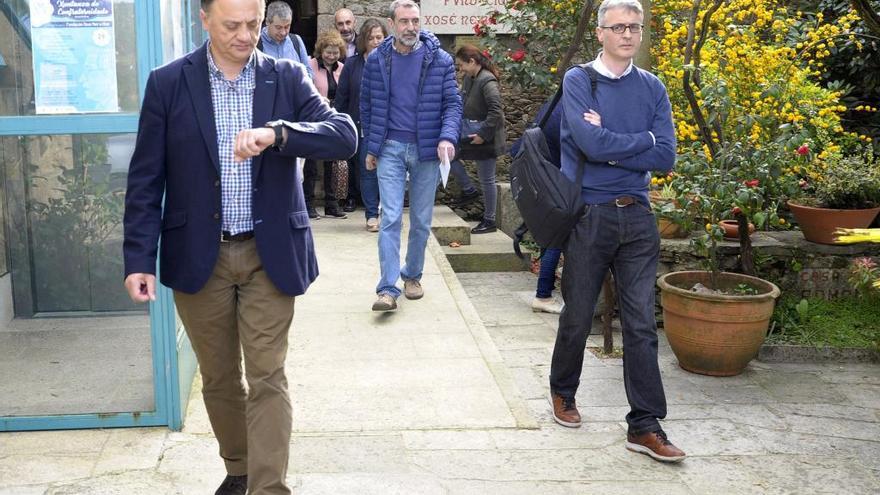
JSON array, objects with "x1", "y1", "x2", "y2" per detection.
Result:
[
  {"x1": 358, "y1": 137, "x2": 380, "y2": 219},
  {"x1": 536, "y1": 248, "x2": 562, "y2": 298},
  {"x1": 375, "y1": 140, "x2": 440, "y2": 297},
  {"x1": 550, "y1": 201, "x2": 667, "y2": 435}
]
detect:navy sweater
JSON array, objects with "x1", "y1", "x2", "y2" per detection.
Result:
[{"x1": 560, "y1": 65, "x2": 676, "y2": 206}]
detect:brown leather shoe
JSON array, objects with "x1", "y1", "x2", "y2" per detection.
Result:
[
  {"x1": 550, "y1": 393, "x2": 581, "y2": 428},
  {"x1": 626, "y1": 430, "x2": 686, "y2": 463}
]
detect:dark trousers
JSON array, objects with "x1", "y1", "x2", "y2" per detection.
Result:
[
  {"x1": 549, "y1": 202, "x2": 667, "y2": 435},
  {"x1": 303, "y1": 159, "x2": 333, "y2": 206}
]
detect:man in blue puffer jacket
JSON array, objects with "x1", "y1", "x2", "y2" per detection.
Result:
[{"x1": 360, "y1": 0, "x2": 462, "y2": 311}]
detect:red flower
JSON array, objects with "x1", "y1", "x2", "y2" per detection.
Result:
[
  {"x1": 473, "y1": 23, "x2": 484, "y2": 36},
  {"x1": 796, "y1": 144, "x2": 810, "y2": 156},
  {"x1": 732, "y1": 206, "x2": 742, "y2": 216},
  {"x1": 744, "y1": 179, "x2": 760, "y2": 188},
  {"x1": 481, "y1": 49, "x2": 492, "y2": 60},
  {"x1": 510, "y1": 49, "x2": 526, "y2": 62}
]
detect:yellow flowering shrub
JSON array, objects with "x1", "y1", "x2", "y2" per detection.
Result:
[{"x1": 652, "y1": 0, "x2": 865, "y2": 158}]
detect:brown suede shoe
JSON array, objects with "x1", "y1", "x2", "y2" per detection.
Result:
[
  {"x1": 626, "y1": 430, "x2": 686, "y2": 463},
  {"x1": 550, "y1": 393, "x2": 581, "y2": 428}
]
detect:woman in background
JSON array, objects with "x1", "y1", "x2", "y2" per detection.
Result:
[
  {"x1": 305, "y1": 30, "x2": 347, "y2": 218},
  {"x1": 450, "y1": 44, "x2": 506, "y2": 234},
  {"x1": 335, "y1": 18, "x2": 388, "y2": 232}
]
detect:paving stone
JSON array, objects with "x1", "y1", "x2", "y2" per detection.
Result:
[
  {"x1": 484, "y1": 324, "x2": 557, "y2": 350},
  {"x1": 409, "y1": 445, "x2": 678, "y2": 483},
  {"x1": 508, "y1": 366, "x2": 548, "y2": 400},
  {"x1": 289, "y1": 435, "x2": 412, "y2": 474},
  {"x1": 499, "y1": 347, "x2": 553, "y2": 367},
  {"x1": 815, "y1": 365, "x2": 880, "y2": 385},
  {"x1": 0, "y1": 455, "x2": 94, "y2": 487},
  {"x1": 766, "y1": 403, "x2": 879, "y2": 423},
  {"x1": 46, "y1": 471, "x2": 180, "y2": 495},
  {"x1": 0, "y1": 486, "x2": 49, "y2": 495},
  {"x1": 743, "y1": 425, "x2": 880, "y2": 470},
  {"x1": 489, "y1": 423, "x2": 624, "y2": 450},
  {"x1": 296, "y1": 473, "x2": 445, "y2": 494},
  {"x1": 779, "y1": 413, "x2": 880, "y2": 441},
  {"x1": 0, "y1": 430, "x2": 107, "y2": 456},
  {"x1": 93, "y1": 428, "x2": 167, "y2": 475},
  {"x1": 839, "y1": 383, "x2": 880, "y2": 409},
  {"x1": 750, "y1": 370, "x2": 850, "y2": 404},
  {"x1": 671, "y1": 404, "x2": 788, "y2": 430},
  {"x1": 661, "y1": 419, "x2": 769, "y2": 456},
  {"x1": 401, "y1": 430, "x2": 495, "y2": 450}
]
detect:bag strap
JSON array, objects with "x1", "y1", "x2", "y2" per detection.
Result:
[{"x1": 537, "y1": 62, "x2": 598, "y2": 129}]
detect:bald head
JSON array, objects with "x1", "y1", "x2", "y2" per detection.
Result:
[{"x1": 334, "y1": 8, "x2": 356, "y2": 43}]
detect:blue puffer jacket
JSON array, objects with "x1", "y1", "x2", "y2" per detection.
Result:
[{"x1": 360, "y1": 31, "x2": 462, "y2": 162}]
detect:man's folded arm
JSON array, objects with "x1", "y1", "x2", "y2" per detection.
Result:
[
  {"x1": 610, "y1": 88, "x2": 676, "y2": 173},
  {"x1": 562, "y1": 69, "x2": 654, "y2": 163}
]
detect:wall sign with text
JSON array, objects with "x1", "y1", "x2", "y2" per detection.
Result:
[
  {"x1": 421, "y1": 0, "x2": 511, "y2": 35},
  {"x1": 30, "y1": 0, "x2": 120, "y2": 114}
]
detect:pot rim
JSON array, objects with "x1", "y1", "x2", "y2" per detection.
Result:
[
  {"x1": 787, "y1": 199, "x2": 880, "y2": 213},
  {"x1": 657, "y1": 270, "x2": 781, "y2": 302}
]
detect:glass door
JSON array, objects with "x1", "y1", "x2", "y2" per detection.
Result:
[{"x1": 0, "y1": 0, "x2": 195, "y2": 431}]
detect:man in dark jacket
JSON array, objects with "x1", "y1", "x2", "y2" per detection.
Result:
[
  {"x1": 360, "y1": 0, "x2": 462, "y2": 311},
  {"x1": 122, "y1": 0, "x2": 356, "y2": 492}
]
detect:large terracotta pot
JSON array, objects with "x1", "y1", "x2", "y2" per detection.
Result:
[
  {"x1": 788, "y1": 200, "x2": 880, "y2": 245},
  {"x1": 657, "y1": 271, "x2": 780, "y2": 376}
]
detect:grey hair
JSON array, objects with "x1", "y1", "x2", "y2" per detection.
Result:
[
  {"x1": 597, "y1": 0, "x2": 644, "y2": 26},
  {"x1": 266, "y1": 1, "x2": 292, "y2": 23},
  {"x1": 388, "y1": 0, "x2": 419, "y2": 20}
]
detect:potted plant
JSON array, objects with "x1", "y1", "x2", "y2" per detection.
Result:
[
  {"x1": 788, "y1": 148, "x2": 880, "y2": 244},
  {"x1": 658, "y1": 149, "x2": 782, "y2": 376},
  {"x1": 650, "y1": 177, "x2": 694, "y2": 239}
]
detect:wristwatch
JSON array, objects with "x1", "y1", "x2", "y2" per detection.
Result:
[{"x1": 264, "y1": 120, "x2": 285, "y2": 151}]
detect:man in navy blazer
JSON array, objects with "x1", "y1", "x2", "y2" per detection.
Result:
[{"x1": 122, "y1": 1, "x2": 356, "y2": 493}]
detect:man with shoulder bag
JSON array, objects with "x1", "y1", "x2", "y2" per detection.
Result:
[{"x1": 547, "y1": 0, "x2": 686, "y2": 464}]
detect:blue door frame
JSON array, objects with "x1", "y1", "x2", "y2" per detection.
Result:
[{"x1": 0, "y1": 0, "x2": 198, "y2": 432}]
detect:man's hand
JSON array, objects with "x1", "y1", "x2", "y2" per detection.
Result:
[
  {"x1": 234, "y1": 127, "x2": 276, "y2": 162},
  {"x1": 468, "y1": 134, "x2": 485, "y2": 145},
  {"x1": 437, "y1": 140, "x2": 455, "y2": 162},
  {"x1": 124, "y1": 273, "x2": 156, "y2": 303},
  {"x1": 366, "y1": 153, "x2": 378, "y2": 171},
  {"x1": 583, "y1": 109, "x2": 602, "y2": 127}
]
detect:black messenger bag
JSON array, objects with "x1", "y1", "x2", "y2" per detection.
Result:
[{"x1": 509, "y1": 64, "x2": 598, "y2": 250}]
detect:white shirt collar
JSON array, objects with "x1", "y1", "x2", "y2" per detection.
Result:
[{"x1": 593, "y1": 51, "x2": 634, "y2": 79}]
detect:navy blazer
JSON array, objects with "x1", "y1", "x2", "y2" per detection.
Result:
[
  {"x1": 123, "y1": 43, "x2": 357, "y2": 296},
  {"x1": 333, "y1": 54, "x2": 365, "y2": 129}
]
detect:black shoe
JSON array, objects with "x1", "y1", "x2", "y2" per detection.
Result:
[
  {"x1": 471, "y1": 219, "x2": 497, "y2": 234},
  {"x1": 324, "y1": 206, "x2": 347, "y2": 218},
  {"x1": 215, "y1": 474, "x2": 247, "y2": 495},
  {"x1": 343, "y1": 197, "x2": 356, "y2": 212},
  {"x1": 307, "y1": 206, "x2": 320, "y2": 219},
  {"x1": 453, "y1": 189, "x2": 480, "y2": 207}
]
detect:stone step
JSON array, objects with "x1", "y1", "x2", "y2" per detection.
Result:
[
  {"x1": 441, "y1": 228, "x2": 530, "y2": 272},
  {"x1": 431, "y1": 205, "x2": 472, "y2": 246}
]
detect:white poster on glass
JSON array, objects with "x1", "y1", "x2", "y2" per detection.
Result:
[{"x1": 30, "y1": 0, "x2": 119, "y2": 114}]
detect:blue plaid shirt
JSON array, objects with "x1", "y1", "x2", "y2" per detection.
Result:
[{"x1": 207, "y1": 45, "x2": 256, "y2": 235}]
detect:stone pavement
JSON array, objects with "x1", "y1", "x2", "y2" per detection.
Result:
[{"x1": 1, "y1": 212, "x2": 879, "y2": 494}]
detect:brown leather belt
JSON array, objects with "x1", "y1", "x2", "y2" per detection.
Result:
[
  {"x1": 600, "y1": 196, "x2": 637, "y2": 207},
  {"x1": 221, "y1": 230, "x2": 254, "y2": 242}
]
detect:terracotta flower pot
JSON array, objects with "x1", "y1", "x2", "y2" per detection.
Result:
[
  {"x1": 788, "y1": 200, "x2": 880, "y2": 245},
  {"x1": 657, "y1": 271, "x2": 780, "y2": 376},
  {"x1": 718, "y1": 219, "x2": 755, "y2": 239},
  {"x1": 657, "y1": 218, "x2": 688, "y2": 238}
]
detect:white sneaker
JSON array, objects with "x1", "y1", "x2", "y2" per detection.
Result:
[{"x1": 532, "y1": 297, "x2": 563, "y2": 314}]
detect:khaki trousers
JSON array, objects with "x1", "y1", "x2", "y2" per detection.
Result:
[{"x1": 174, "y1": 238, "x2": 294, "y2": 495}]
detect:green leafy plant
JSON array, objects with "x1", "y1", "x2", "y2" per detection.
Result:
[{"x1": 799, "y1": 149, "x2": 880, "y2": 208}]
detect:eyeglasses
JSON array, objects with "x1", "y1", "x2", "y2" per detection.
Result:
[{"x1": 600, "y1": 23, "x2": 643, "y2": 34}]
